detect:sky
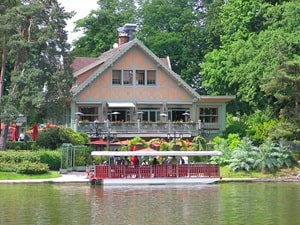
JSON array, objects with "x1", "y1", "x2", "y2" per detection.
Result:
[{"x1": 57, "y1": 0, "x2": 98, "y2": 44}]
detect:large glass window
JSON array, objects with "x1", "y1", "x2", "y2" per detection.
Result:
[
  {"x1": 112, "y1": 70, "x2": 121, "y2": 85},
  {"x1": 112, "y1": 69, "x2": 156, "y2": 86},
  {"x1": 123, "y1": 70, "x2": 133, "y2": 85},
  {"x1": 79, "y1": 106, "x2": 99, "y2": 122},
  {"x1": 199, "y1": 107, "x2": 218, "y2": 123},
  {"x1": 140, "y1": 108, "x2": 160, "y2": 122},
  {"x1": 136, "y1": 70, "x2": 145, "y2": 85},
  {"x1": 147, "y1": 70, "x2": 156, "y2": 85},
  {"x1": 169, "y1": 109, "x2": 189, "y2": 121}
]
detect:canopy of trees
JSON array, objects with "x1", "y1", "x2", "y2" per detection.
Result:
[{"x1": 0, "y1": 0, "x2": 74, "y2": 149}]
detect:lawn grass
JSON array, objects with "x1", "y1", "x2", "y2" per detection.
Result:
[
  {"x1": 0, "y1": 171, "x2": 61, "y2": 180},
  {"x1": 220, "y1": 165, "x2": 300, "y2": 179}
]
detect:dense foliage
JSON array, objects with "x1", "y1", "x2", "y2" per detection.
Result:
[
  {"x1": 201, "y1": 0, "x2": 300, "y2": 118},
  {"x1": 0, "y1": 150, "x2": 61, "y2": 174},
  {"x1": 210, "y1": 135, "x2": 298, "y2": 173},
  {"x1": 0, "y1": 0, "x2": 74, "y2": 149},
  {"x1": 35, "y1": 127, "x2": 88, "y2": 150}
]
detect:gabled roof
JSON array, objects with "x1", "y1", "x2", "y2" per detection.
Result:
[
  {"x1": 71, "y1": 39, "x2": 201, "y2": 98},
  {"x1": 71, "y1": 57, "x2": 99, "y2": 73}
]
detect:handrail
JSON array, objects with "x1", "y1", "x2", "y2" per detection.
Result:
[
  {"x1": 77, "y1": 121, "x2": 220, "y2": 136},
  {"x1": 91, "y1": 164, "x2": 220, "y2": 179}
]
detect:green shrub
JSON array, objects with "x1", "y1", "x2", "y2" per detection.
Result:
[
  {"x1": 64, "y1": 128, "x2": 90, "y2": 145},
  {"x1": 15, "y1": 161, "x2": 49, "y2": 174},
  {"x1": 5, "y1": 141, "x2": 39, "y2": 151},
  {"x1": 38, "y1": 149, "x2": 61, "y2": 170},
  {"x1": 228, "y1": 138, "x2": 298, "y2": 173},
  {"x1": 36, "y1": 128, "x2": 72, "y2": 150},
  {"x1": 0, "y1": 150, "x2": 61, "y2": 173},
  {"x1": 228, "y1": 138, "x2": 257, "y2": 172},
  {"x1": 0, "y1": 162, "x2": 16, "y2": 172},
  {"x1": 0, "y1": 151, "x2": 40, "y2": 163},
  {"x1": 209, "y1": 134, "x2": 241, "y2": 165},
  {"x1": 223, "y1": 114, "x2": 247, "y2": 138}
]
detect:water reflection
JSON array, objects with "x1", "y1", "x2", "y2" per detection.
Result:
[
  {"x1": 0, "y1": 183, "x2": 299, "y2": 225},
  {"x1": 88, "y1": 184, "x2": 220, "y2": 225}
]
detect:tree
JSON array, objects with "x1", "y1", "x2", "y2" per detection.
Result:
[
  {"x1": 136, "y1": 0, "x2": 224, "y2": 93},
  {"x1": 201, "y1": 0, "x2": 300, "y2": 116},
  {"x1": 72, "y1": 0, "x2": 138, "y2": 57},
  {"x1": 72, "y1": 0, "x2": 225, "y2": 94},
  {"x1": 0, "y1": 0, "x2": 74, "y2": 150}
]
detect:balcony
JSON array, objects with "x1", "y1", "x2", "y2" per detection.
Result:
[{"x1": 77, "y1": 120, "x2": 221, "y2": 139}]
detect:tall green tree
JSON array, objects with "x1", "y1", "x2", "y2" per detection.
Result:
[
  {"x1": 0, "y1": 0, "x2": 74, "y2": 149},
  {"x1": 136, "y1": 0, "x2": 224, "y2": 93},
  {"x1": 72, "y1": 0, "x2": 138, "y2": 57},
  {"x1": 72, "y1": 0, "x2": 225, "y2": 94},
  {"x1": 201, "y1": 0, "x2": 300, "y2": 116}
]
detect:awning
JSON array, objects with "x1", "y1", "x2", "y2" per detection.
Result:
[
  {"x1": 92, "y1": 150, "x2": 222, "y2": 157},
  {"x1": 107, "y1": 102, "x2": 135, "y2": 108}
]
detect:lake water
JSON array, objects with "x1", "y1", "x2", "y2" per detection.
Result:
[{"x1": 0, "y1": 182, "x2": 299, "y2": 225}]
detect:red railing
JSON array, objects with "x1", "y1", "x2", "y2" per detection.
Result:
[{"x1": 90, "y1": 164, "x2": 220, "y2": 180}]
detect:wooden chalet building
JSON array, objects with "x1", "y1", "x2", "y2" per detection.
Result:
[{"x1": 69, "y1": 24, "x2": 234, "y2": 141}]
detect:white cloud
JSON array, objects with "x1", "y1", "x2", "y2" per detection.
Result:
[{"x1": 58, "y1": 0, "x2": 98, "y2": 44}]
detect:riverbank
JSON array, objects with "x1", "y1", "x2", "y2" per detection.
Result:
[
  {"x1": 0, "y1": 171, "x2": 300, "y2": 184},
  {"x1": 0, "y1": 172, "x2": 89, "y2": 184}
]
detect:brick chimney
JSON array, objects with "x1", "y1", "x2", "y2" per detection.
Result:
[
  {"x1": 118, "y1": 32, "x2": 129, "y2": 45},
  {"x1": 117, "y1": 23, "x2": 137, "y2": 45}
]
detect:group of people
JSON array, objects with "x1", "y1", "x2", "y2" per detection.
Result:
[{"x1": 112, "y1": 155, "x2": 188, "y2": 166}]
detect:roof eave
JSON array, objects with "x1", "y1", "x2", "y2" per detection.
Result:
[{"x1": 198, "y1": 95, "x2": 236, "y2": 103}]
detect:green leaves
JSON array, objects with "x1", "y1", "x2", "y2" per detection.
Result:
[
  {"x1": 201, "y1": 1, "x2": 300, "y2": 117},
  {"x1": 0, "y1": 0, "x2": 74, "y2": 123},
  {"x1": 228, "y1": 138, "x2": 297, "y2": 173}
]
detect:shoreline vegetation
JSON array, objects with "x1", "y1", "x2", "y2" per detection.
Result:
[{"x1": 1, "y1": 166, "x2": 300, "y2": 182}]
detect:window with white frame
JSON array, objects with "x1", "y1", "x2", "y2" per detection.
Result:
[
  {"x1": 112, "y1": 70, "x2": 121, "y2": 85},
  {"x1": 136, "y1": 70, "x2": 145, "y2": 85},
  {"x1": 147, "y1": 70, "x2": 156, "y2": 85},
  {"x1": 199, "y1": 107, "x2": 218, "y2": 123},
  {"x1": 112, "y1": 69, "x2": 156, "y2": 86},
  {"x1": 123, "y1": 70, "x2": 133, "y2": 85},
  {"x1": 78, "y1": 106, "x2": 99, "y2": 122}
]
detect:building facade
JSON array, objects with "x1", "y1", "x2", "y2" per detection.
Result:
[{"x1": 69, "y1": 30, "x2": 234, "y2": 140}]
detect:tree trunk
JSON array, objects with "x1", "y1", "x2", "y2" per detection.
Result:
[
  {"x1": 0, "y1": 34, "x2": 7, "y2": 97},
  {"x1": 0, "y1": 123, "x2": 9, "y2": 150}
]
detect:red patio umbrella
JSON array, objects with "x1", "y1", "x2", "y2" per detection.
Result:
[
  {"x1": 32, "y1": 123, "x2": 38, "y2": 141},
  {"x1": 110, "y1": 139, "x2": 130, "y2": 145},
  {"x1": 137, "y1": 147, "x2": 157, "y2": 152},
  {"x1": 88, "y1": 139, "x2": 109, "y2": 145},
  {"x1": 150, "y1": 141, "x2": 161, "y2": 147},
  {"x1": 11, "y1": 124, "x2": 19, "y2": 142},
  {"x1": 45, "y1": 123, "x2": 61, "y2": 128}
]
